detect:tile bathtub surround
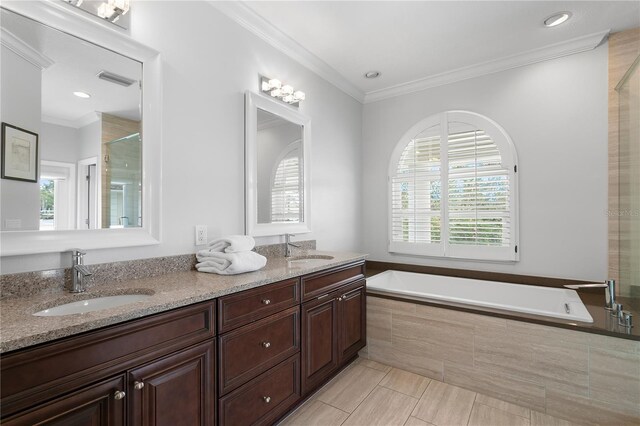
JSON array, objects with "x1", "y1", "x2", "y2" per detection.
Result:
[
  {"x1": 0, "y1": 240, "x2": 317, "y2": 298},
  {"x1": 363, "y1": 295, "x2": 640, "y2": 425},
  {"x1": 0, "y1": 248, "x2": 362, "y2": 353},
  {"x1": 279, "y1": 358, "x2": 587, "y2": 426}
]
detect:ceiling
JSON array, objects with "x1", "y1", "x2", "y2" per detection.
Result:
[
  {"x1": 243, "y1": 1, "x2": 640, "y2": 100},
  {"x1": 1, "y1": 8, "x2": 141, "y2": 127}
]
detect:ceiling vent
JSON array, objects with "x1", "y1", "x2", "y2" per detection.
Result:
[{"x1": 97, "y1": 70, "x2": 136, "y2": 87}]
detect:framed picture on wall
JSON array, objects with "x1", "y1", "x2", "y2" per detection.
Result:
[{"x1": 1, "y1": 122, "x2": 39, "y2": 183}]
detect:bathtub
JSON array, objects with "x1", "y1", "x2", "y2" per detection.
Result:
[{"x1": 366, "y1": 270, "x2": 594, "y2": 323}]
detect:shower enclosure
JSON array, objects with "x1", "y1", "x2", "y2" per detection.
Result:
[
  {"x1": 103, "y1": 133, "x2": 142, "y2": 228},
  {"x1": 616, "y1": 55, "x2": 640, "y2": 297}
]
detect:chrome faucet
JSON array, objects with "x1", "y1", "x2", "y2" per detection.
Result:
[
  {"x1": 70, "y1": 249, "x2": 92, "y2": 293},
  {"x1": 284, "y1": 234, "x2": 301, "y2": 257},
  {"x1": 564, "y1": 279, "x2": 616, "y2": 310}
]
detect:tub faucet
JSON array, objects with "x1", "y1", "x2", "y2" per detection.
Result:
[
  {"x1": 284, "y1": 234, "x2": 301, "y2": 257},
  {"x1": 564, "y1": 279, "x2": 616, "y2": 310},
  {"x1": 70, "y1": 249, "x2": 92, "y2": 293}
]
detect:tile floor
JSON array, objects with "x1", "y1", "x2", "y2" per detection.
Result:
[{"x1": 278, "y1": 358, "x2": 585, "y2": 426}]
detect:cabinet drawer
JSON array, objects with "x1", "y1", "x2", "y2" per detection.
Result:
[
  {"x1": 1, "y1": 300, "x2": 216, "y2": 418},
  {"x1": 301, "y1": 262, "x2": 365, "y2": 301},
  {"x1": 218, "y1": 278, "x2": 300, "y2": 333},
  {"x1": 219, "y1": 355, "x2": 300, "y2": 426},
  {"x1": 218, "y1": 306, "x2": 300, "y2": 396}
]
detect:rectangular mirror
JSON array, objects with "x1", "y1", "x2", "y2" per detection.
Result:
[
  {"x1": 0, "y1": 1, "x2": 161, "y2": 255},
  {"x1": 245, "y1": 91, "x2": 311, "y2": 236}
]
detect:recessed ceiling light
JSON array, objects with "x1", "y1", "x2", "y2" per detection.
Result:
[
  {"x1": 544, "y1": 12, "x2": 572, "y2": 27},
  {"x1": 364, "y1": 71, "x2": 381, "y2": 79},
  {"x1": 73, "y1": 91, "x2": 91, "y2": 98}
]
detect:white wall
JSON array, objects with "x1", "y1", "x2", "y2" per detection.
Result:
[
  {"x1": 1, "y1": 1, "x2": 363, "y2": 273},
  {"x1": 40, "y1": 122, "x2": 79, "y2": 163},
  {"x1": 78, "y1": 118, "x2": 101, "y2": 161},
  {"x1": 362, "y1": 44, "x2": 609, "y2": 281},
  {"x1": 0, "y1": 46, "x2": 42, "y2": 232}
]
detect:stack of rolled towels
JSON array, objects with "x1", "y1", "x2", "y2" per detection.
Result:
[{"x1": 196, "y1": 235, "x2": 267, "y2": 275}]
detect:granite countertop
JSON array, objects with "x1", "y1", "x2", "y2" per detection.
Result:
[{"x1": 0, "y1": 250, "x2": 367, "y2": 353}]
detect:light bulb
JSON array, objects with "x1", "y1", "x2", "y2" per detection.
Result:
[
  {"x1": 270, "y1": 88, "x2": 282, "y2": 97},
  {"x1": 283, "y1": 94, "x2": 295, "y2": 103},
  {"x1": 97, "y1": 2, "x2": 115, "y2": 18},
  {"x1": 281, "y1": 85, "x2": 294, "y2": 95},
  {"x1": 261, "y1": 81, "x2": 271, "y2": 92},
  {"x1": 268, "y1": 79, "x2": 282, "y2": 89},
  {"x1": 293, "y1": 91, "x2": 305, "y2": 101}
]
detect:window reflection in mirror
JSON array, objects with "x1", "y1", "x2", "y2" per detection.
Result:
[
  {"x1": 0, "y1": 8, "x2": 142, "y2": 231},
  {"x1": 256, "y1": 108, "x2": 303, "y2": 224}
]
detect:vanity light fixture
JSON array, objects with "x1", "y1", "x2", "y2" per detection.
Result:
[
  {"x1": 260, "y1": 76, "x2": 305, "y2": 106},
  {"x1": 544, "y1": 11, "x2": 572, "y2": 27},
  {"x1": 97, "y1": 0, "x2": 130, "y2": 23},
  {"x1": 73, "y1": 91, "x2": 91, "y2": 98}
]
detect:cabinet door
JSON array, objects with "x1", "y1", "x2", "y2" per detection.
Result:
[
  {"x1": 337, "y1": 280, "x2": 367, "y2": 364},
  {"x1": 2, "y1": 375, "x2": 126, "y2": 426},
  {"x1": 301, "y1": 294, "x2": 339, "y2": 395},
  {"x1": 129, "y1": 340, "x2": 215, "y2": 426}
]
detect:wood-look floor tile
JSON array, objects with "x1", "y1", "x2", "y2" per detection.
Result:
[
  {"x1": 315, "y1": 365, "x2": 386, "y2": 413},
  {"x1": 404, "y1": 417, "x2": 434, "y2": 426},
  {"x1": 413, "y1": 303, "x2": 507, "y2": 331},
  {"x1": 380, "y1": 367, "x2": 431, "y2": 398},
  {"x1": 411, "y1": 380, "x2": 476, "y2": 426},
  {"x1": 530, "y1": 411, "x2": 582, "y2": 426},
  {"x1": 355, "y1": 357, "x2": 393, "y2": 373},
  {"x1": 474, "y1": 393, "x2": 530, "y2": 419},
  {"x1": 343, "y1": 386, "x2": 417, "y2": 426},
  {"x1": 279, "y1": 400, "x2": 349, "y2": 426},
  {"x1": 468, "y1": 404, "x2": 530, "y2": 426},
  {"x1": 531, "y1": 343, "x2": 589, "y2": 396},
  {"x1": 368, "y1": 304, "x2": 392, "y2": 343}
]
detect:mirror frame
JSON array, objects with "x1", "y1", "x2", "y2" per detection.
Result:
[
  {"x1": 0, "y1": 0, "x2": 162, "y2": 256},
  {"x1": 245, "y1": 91, "x2": 311, "y2": 237}
]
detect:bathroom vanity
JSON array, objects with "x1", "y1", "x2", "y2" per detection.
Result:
[{"x1": 0, "y1": 256, "x2": 366, "y2": 426}]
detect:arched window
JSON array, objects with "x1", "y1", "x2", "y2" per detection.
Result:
[
  {"x1": 271, "y1": 141, "x2": 303, "y2": 223},
  {"x1": 389, "y1": 111, "x2": 519, "y2": 261}
]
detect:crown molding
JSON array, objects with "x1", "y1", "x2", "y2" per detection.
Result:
[
  {"x1": 0, "y1": 27, "x2": 54, "y2": 69},
  {"x1": 42, "y1": 112, "x2": 101, "y2": 129},
  {"x1": 364, "y1": 30, "x2": 610, "y2": 104},
  {"x1": 208, "y1": 1, "x2": 366, "y2": 104}
]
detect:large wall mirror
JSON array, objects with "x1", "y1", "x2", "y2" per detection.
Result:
[
  {"x1": 245, "y1": 91, "x2": 311, "y2": 237},
  {"x1": 0, "y1": 1, "x2": 161, "y2": 256}
]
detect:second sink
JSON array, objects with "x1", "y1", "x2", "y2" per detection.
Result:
[{"x1": 33, "y1": 294, "x2": 153, "y2": 317}]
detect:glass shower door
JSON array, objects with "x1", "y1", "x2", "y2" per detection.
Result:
[{"x1": 104, "y1": 133, "x2": 142, "y2": 228}]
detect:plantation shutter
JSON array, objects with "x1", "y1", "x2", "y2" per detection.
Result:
[
  {"x1": 388, "y1": 111, "x2": 518, "y2": 261},
  {"x1": 447, "y1": 126, "x2": 511, "y2": 248},
  {"x1": 390, "y1": 124, "x2": 442, "y2": 245},
  {"x1": 271, "y1": 156, "x2": 302, "y2": 223}
]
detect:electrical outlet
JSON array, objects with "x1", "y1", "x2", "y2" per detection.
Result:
[{"x1": 195, "y1": 225, "x2": 207, "y2": 246}]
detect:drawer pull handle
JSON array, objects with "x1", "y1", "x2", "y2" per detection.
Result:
[
  {"x1": 262, "y1": 299, "x2": 271, "y2": 305},
  {"x1": 262, "y1": 341, "x2": 271, "y2": 348},
  {"x1": 263, "y1": 396, "x2": 271, "y2": 403},
  {"x1": 134, "y1": 381, "x2": 145, "y2": 390},
  {"x1": 114, "y1": 390, "x2": 126, "y2": 400},
  {"x1": 317, "y1": 294, "x2": 329, "y2": 300}
]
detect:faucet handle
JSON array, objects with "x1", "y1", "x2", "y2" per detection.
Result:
[{"x1": 70, "y1": 249, "x2": 86, "y2": 257}]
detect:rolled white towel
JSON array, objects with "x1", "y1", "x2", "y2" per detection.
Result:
[
  {"x1": 207, "y1": 235, "x2": 255, "y2": 253},
  {"x1": 196, "y1": 251, "x2": 267, "y2": 275}
]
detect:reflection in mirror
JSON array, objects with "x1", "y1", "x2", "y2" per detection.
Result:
[
  {"x1": 245, "y1": 91, "x2": 311, "y2": 237},
  {"x1": 0, "y1": 8, "x2": 142, "y2": 232},
  {"x1": 256, "y1": 109, "x2": 303, "y2": 224}
]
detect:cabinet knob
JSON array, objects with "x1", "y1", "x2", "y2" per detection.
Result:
[
  {"x1": 262, "y1": 299, "x2": 271, "y2": 305},
  {"x1": 262, "y1": 341, "x2": 271, "y2": 348},
  {"x1": 263, "y1": 396, "x2": 271, "y2": 403},
  {"x1": 338, "y1": 297, "x2": 343, "y2": 302},
  {"x1": 134, "y1": 381, "x2": 145, "y2": 390},
  {"x1": 114, "y1": 390, "x2": 126, "y2": 400}
]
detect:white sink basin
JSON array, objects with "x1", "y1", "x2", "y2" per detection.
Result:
[{"x1": 33, "y1": 294, "x2": 152, "y2": 317}]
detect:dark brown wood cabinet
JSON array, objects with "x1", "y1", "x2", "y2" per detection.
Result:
[
  {"x1": 301, "y1": 267, "x2": 366, "y2": 396},
  {"x1": 1, "y1": 301, "x2": 217, "y2": 426},
  {"x1": 2, "y1": 375, "x2": 127, "y2": 426}
]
